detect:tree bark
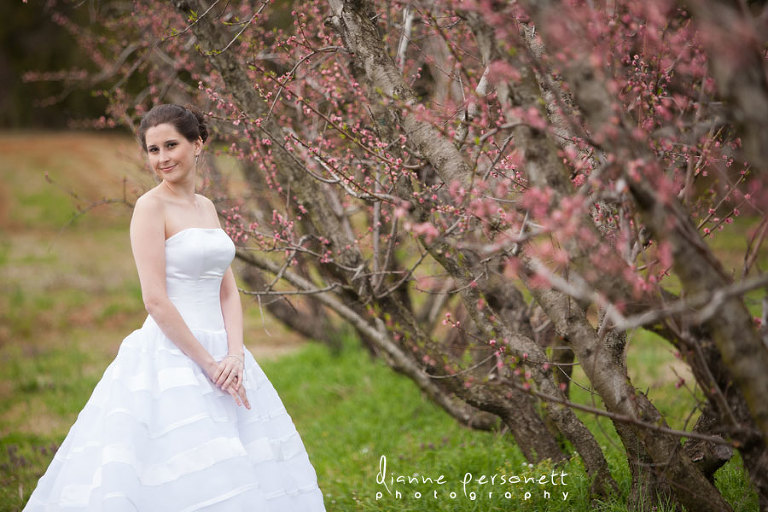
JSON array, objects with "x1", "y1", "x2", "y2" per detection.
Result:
[
  {"x1": 683, "y1": 404, "x2": 734, "y2": 483},
  {"x1": 531, "y1": 285, "x2": 733, "y2": 512}
]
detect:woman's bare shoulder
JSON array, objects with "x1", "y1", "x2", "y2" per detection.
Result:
[
  {"x1": 135, "y1": 186, "x2": 166, "y2": 210},
  {"x1": 132, "y1": 186, "x2": 167, "y2": 224},
  {"x1": 195, "y1": 193, "x2": 215, "y2": 208},
  {"x1": 196, "y1": 193, "x2": 219, "y2": 219}
]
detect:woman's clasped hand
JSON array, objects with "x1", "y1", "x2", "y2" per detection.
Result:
[{"x1": 208, "y1": 353, "x2": 250, "y2": 409}]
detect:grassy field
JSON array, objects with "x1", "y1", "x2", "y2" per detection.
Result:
[{"x1": 0, "y1": 132, "x2": 762, "y2": 511}]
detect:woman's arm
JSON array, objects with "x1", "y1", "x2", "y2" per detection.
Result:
[
  {"x1": 202, "y1": 197, "x2": 250, "y2": 408},
  {"x1": 204, "y1": 195, "x2": 246, "y2": 369},
  {"x1": 214, "y1": 267, "x2": 250, "y2": 409},
  {"x1": 130, "y1": 194, "x2": 218, "y2": 379},
  {"x1": 212, "y1": 269, "x2": 250, "y2": 409},
  {"x1": 217, "y1": 267, "x2": 246, "y2": 384},
  {"x1": 220, "y1": 268, "x2": 245, "y2": 360}
]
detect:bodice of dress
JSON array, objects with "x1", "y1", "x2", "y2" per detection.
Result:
[{"x1": 161, "y1": 227, "x2": 235, "y2": 331}]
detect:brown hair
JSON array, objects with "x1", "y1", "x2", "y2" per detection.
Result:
[{"x1": 137, "y1": 104, "x2": 209, "y2": 152}]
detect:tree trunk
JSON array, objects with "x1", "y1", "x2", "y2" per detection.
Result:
[
  {"x1": 532, "y1": 286, "x2": 733, "y2": 512},
  {"x1": 683, "y1": 404, "x2": 733, "y2": 483}
]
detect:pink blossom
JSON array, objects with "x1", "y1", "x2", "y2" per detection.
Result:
[
  {"x1": 411, "y1": 222, "x2": 440, "y2": 243},
  {"x1": 487, "y1": 60, "x2": 521, "y2": 84}
]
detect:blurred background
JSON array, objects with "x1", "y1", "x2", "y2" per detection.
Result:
[{"x1": 0, "y1": 2, "x2": 108, "y2": 128}]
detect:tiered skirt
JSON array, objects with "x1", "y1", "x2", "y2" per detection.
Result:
[{"x1": 23, "y1": 320, "x2": 326, "y2": 511}]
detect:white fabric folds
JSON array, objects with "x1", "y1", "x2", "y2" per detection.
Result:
[{"x1": 24, "y1": 228, "x2": 326, "y2": 511}]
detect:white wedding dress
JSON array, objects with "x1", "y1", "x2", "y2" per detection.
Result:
[{"x1": 24, "y1": 228, "x2": 326, "y2": 511}]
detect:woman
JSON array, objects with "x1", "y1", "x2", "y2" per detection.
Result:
[{"x1": 24, "y1": 104, "x2": 326, "y2": 511}]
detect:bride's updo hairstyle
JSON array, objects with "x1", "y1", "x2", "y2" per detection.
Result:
[{"x1": 138, "y1": 104, "x2": 209, "y2": 152}]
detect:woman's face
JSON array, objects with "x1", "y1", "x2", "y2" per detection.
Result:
[{"x1": 144, "y1": 123, "x2": 201, "y2": 183}]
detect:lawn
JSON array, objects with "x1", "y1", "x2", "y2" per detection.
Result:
[{"x1": 0, "y1": 132, "x2": 761, "y2": 511}]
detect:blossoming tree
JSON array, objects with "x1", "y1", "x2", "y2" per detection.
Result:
[{"x1": 34, "y1": 0, "x2": 768, "y2": 509}]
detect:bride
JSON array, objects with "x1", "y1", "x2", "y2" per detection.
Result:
[{"x1": 23, "y1": 104, "x2": 326, "y2": 511}]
